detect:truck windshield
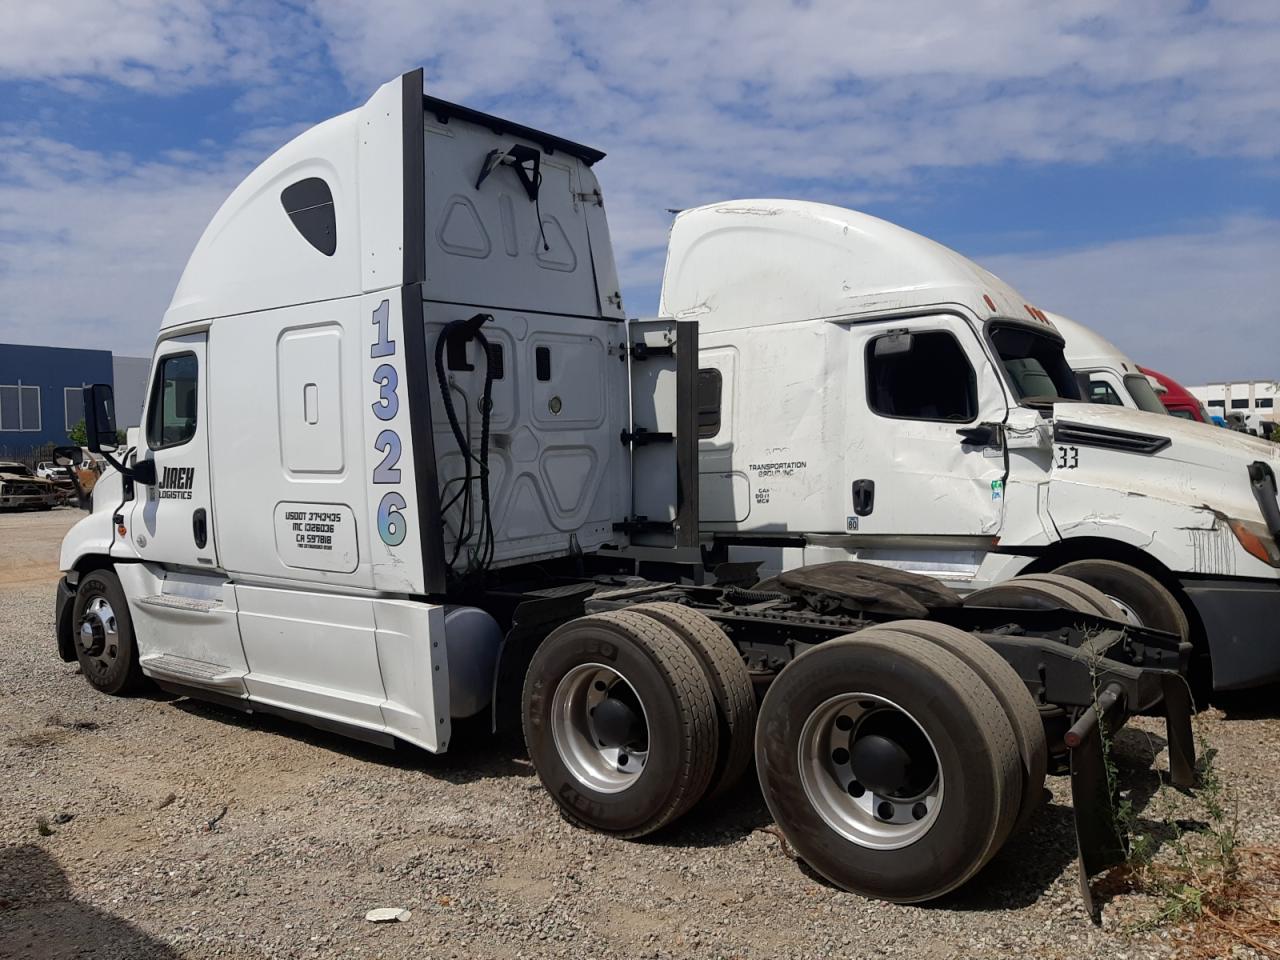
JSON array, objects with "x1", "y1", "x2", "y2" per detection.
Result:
[
  {"x1": 1123, "y1": 374, "x2": 1168, "y2": 415},
  {"x1": 988, "y1": 324, "x2": 1083, "y2": 405}
]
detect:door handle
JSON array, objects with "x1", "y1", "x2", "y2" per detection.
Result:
[
  {"x1": 193, "y1": 508, "x2": 208, "y2": 549},
  {"x1": 852, "y1": 479, "x2": 875, "y2": 517}
]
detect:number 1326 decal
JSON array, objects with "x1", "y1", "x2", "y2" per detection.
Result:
[{"x1": 370, "y1": 299, "x2": 408, "y2": 546}]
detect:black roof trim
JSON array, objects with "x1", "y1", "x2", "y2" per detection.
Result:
[{"x1": 422, "y1": 95, "x2": 606, "y2": 166}]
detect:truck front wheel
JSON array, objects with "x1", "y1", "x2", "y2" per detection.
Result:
[
  {"x1": 522, "y1": 610, "x2": 719, "y2": 838},
  {"x1": 1051, "y1": 559, "x2": 1189, "y2": 641},
  {"x1": 72, "y1": 568, "x2": 145, "y2": 696},
  {"x1": 755, "y1": 632, "x2": 1021, "y2": 902}
]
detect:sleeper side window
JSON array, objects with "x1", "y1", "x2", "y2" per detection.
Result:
[
  {"x1": 697, "y1": 368, "x2": 722, "y2": 438},
  {"x1": 147, "y1": 353, "x2": 198, "y2": 449},
  {"x1": 865, "y1": 330, "x2": 977, "y2": 423}
]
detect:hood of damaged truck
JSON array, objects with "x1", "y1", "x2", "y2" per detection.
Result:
[{"x1": 1044, "y1": 402, "x2": 1280, "y2": 578}]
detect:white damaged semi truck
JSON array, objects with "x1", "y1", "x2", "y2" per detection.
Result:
[
  {"x1": 56, "y1": 71, "x2": 1196, "y2": 912},
  {"x1": 669, "y1": 200, "x2": 1280, "y2": 692}
]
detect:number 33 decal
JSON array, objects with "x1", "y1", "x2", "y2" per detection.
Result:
[{"x1": 1056, "y1": 445, "x2": 1079, "y2": 469}]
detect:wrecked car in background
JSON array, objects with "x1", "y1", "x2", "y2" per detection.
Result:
[{"x1": 0, "y1": 461, "x2": 65, "y2": 510}]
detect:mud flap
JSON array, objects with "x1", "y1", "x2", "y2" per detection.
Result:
[
  {"x1": 1069, "y1": 677, "x2": 1197, "y2": 922},
  {"x1": 55, "y1": 575, "x2": 77, "y2": 662},
  {"x1": 1067, "y1": 683, "x2": 1128, "y2": 923},
  {"x1": 1161, "y1": 674, "x2": 1196, "y2": 789}
]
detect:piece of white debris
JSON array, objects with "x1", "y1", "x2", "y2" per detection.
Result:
[{"x1": 364, "y1": 907, "x2": 411, "y2": 923}]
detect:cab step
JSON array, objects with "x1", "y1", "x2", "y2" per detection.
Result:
[
  {"x1": 139, "y1": 593, "x2": 221, "y2": 613},
  {"x1": 139, "y1": 653, "x2": 245, "y2": 692}
]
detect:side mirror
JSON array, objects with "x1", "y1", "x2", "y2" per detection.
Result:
[
  {"x1": 872, "y1": 330, "x2": 913, "y2": 358},
  {"x1": 52, "y1": 445, "x2": 80, "y2": 468},
  {"x1": 956, "y1": 423, "x2": 998, "y2": 446},
  {"x1": 83, "y1": 384, "x2": 117, "y2": 453}
]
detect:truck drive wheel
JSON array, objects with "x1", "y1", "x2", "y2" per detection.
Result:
[
  {"x1": 628, "y1": 602, "x2": 757, "y2": 801},
  {"x1": 864, "y1": 621, "x2": 1047, "y2": 837},
  {"x1": 522, "y1": 610, "x2": 719, "y2": 838},
  {"x1": 72, "y1": 568, "x2": 146, "y2": 696},
  {"x1": 1051, "y1": 559, "x2": 1190, "y2": 641},
  {"x1": 755, "y1": 632, "x2": 1021, "y2": 902}
]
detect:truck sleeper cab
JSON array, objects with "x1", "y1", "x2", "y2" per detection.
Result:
[
  {"x1": 57, "y1": 72, "x2": 1195, "y2": 914},
  {"x1": 670, "y1": 200, "x2": 1280, "y2": 692}
]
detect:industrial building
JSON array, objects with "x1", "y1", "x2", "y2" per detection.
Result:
[
  {"x1": 0, "y1": 342, "x2": 149, "y2": 459},
  {"x1": 1189, "y1": 380, "x2": 1278, "y2": 436}
]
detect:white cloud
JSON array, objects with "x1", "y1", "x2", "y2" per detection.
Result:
[
  {"x1": 0, "y1": 0, "x2": 325, "y2": 94},
  {"x1": 307, "y1": 0, "x2": 1280, "y2": 300},
  {"x1": 980, "y1": 217, "x2": 1280, "y2": 384},
  {"x1": 1, "y1": 0, "x2": 1278, "y2": 381},
  {"x1": 0, "y1": 130, "x2": 297, "y2": 355}
]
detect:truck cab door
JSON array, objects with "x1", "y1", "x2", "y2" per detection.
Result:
[
  {"x1": 844, "y1": 314, "x2": 1009, "y2": 539},
  {"x1": 131, "y1": 334, "x2": 216, "y2": 569},
  {"x1": 116, "y1": 332, "x2": 252, "y2": 697}
]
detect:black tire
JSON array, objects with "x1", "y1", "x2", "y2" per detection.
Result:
[
  {"x1": 522, "y1": 610, "x2": 718, "y2": 838},
  {"x1": 963, "y1": 577, "x2": 1106, "y2": 616},
  {"x1": 629, "y1": 602, "x2": 757, "y2": 801},
  {"x1": 867, "y1": 620, "x2": 1048, "y2": 837},
  {"x1": 755, "y1": 632, "x2": 1021, "y2": 902},
  {"x1": 1051, "y1": 559, "x2": 1190, "y2": 642},
  {"x1": 1000, "y1": 573, "x2": 1124, "y2": 619},
  {"x1": 72, "y1": 568, "x2": 146, "y2": 696}
]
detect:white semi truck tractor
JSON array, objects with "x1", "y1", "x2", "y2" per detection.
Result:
[
  {"x1": 669, "y1": 200, "x2": 1280, "y2": 693},
  {"x1": 1048, "y1": 311, "x2": 1168, "y2": 414},
  {"x1": 56, "y1": 70, "x2": 1196, "y2": 914}
]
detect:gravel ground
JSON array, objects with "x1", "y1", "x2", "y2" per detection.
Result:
[{"x1": 2, "y1": 509, "x2": 1277, "y2": 959}]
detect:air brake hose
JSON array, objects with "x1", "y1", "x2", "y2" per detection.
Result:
[{"x1": 434, "y1": 314, "x2": 497, "y2": 573}]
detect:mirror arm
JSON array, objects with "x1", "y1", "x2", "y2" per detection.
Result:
[{"x1": 97, "y1": 448, "x2": 156, "y2": 486}]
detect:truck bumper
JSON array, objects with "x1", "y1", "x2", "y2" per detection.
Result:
[
  {"x1": 1181, "y1": 576, "x2": 1280, "y2": 691},
  {"x1": 55, "y1": 575, "x2": 77, "y2": 663}
]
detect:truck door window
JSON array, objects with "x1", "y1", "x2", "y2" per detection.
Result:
[
  {"x1": 865, "y1": 331, "x2": 976, "y2": 422},
  {"x1": 147, "y1": 353, "x2": 198, "y2": 449},
  {"x1": 697, "y1": 368, "x2": 722, "y2": 438},
  {"x1": 1088, "y1": 376, "x2": 1124, "y2": 405}
]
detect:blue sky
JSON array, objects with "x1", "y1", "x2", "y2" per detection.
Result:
[{"x1": 2, "y1": 0, "x2": 1277, "y2": 383}]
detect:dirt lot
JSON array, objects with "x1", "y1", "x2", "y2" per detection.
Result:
[{"x1": 2, "y1": 508, "x2": 1278, "y2": 959}]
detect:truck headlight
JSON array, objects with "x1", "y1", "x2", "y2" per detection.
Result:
[{"x1": 1228, "y1": 517, "x2": 1280, "y2": 568}]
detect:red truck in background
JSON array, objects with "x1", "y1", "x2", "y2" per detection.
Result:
[{"x1": 1140, "y1": 365, "x2": 1212, "y2": 423}]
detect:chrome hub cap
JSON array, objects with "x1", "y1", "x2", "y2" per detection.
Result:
[
  {"x1": 77, "y1": 595, "x2": 119, "y2": 676},
  {"x1": 798, "y1": 693, "x2": 943, "y2": 849},
  {"x1": 551, "y1": 663, "x2": 649, "y2": 793}
]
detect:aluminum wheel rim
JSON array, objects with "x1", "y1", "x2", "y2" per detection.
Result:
[
  {"x1": 550, "y1": 663, "x2": 650, "y2": 794},
  {"x1": 1104, "y1": 594, "x2": 1143, "y2": 626},
  {"x1": 797, "y1": 692, "x2": 943, "y2": 850},
  {"x1": 78, "y1": 595, "x2": 119, "y2": 677}
]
